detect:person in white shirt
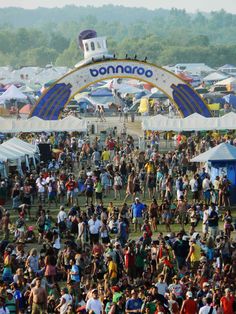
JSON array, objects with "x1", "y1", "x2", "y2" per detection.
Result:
[
  {"x1": 199, "y1": 296, "x2": 216, "y2": 314},
  {"x1": 202, "y1": 175, "x2": 211, "y2": 205},
  {"x1": 36, "y1": 174, "x2": 46, "y2": 204},
  {"x1": 155, "y1": 274, "x2": 168, "y2": 296},
  {"x1": 189, "y1": 175, "x2": 199, "y2": 203},
  {"x1": 86, "y1": 289, "x2": 102, "y2": 314},
  {"x1": 78, "y1": 139, "x2": 84, "y2": 151},
  {"x1": 57, "y1": 206, "x2": 67, "y2": 235},
  {"x1": 88, "y1": 214, "x2": 102, "y2": 244},
  {"x1": 202, "y1": 204, "x2": 210, "y2": 238},
  {"x1": 55, "y1": 287, "x2": 72, "y2": 314}
]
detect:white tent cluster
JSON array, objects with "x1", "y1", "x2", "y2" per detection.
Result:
[
  {"x1": 0, "y1": 66, "x2": 70, "y2": 86},
  {"x1": 0, "y1": 137, "x2": 39, "y2": 177},
  {"x1": 0, "y1": 116, "x2": 87, "y2": 133},
  {"x1": 142, "y1": 112, "x2": 236, "y2": 131}
]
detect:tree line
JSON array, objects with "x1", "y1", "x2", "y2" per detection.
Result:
[{"x1": 0, "y1": 6, "x2": 236, "y2": 68}]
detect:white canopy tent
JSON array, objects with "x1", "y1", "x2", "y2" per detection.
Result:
[
  {"x1": 0, "y1": 116, "x2": 87, "y2": 133},
  {"x1": 5, "y1": 137, "x2": 39, "y2": 153},
  {"x1": 0, "y1": 138, "x2": 40, "y2": 176},
  {"x1": 142, "y1": 112, "x2": 236, "y2": 131},
  {"x1": 203, "y1": 72, "x2": 228, "y2": 83},
  {"x1": 0, "y1": 145, "x2": 25, "y2": 175},
  {"x1": 0, "y1": 85, "x2": 27, "y2": 102}
]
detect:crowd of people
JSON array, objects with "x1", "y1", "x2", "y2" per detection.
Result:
[{"x1": 0, "y1": 128, "x2": 235, "y2": 314}]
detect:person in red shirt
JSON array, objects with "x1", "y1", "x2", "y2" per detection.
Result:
[
  {"x1": 106, "y1": 137, "x2": 116, "y2": 160},
  {"x1": 180, "y1": 291, "x2": 197, "y2": 314},
  {"x1": 124, "y1": 244, "x2": 136, "y2": 283},
  {"x1": 65, "y1": 176, "x2": 77, "y2": 206},
  {"x1": 220, "y1": 288, "x2": 235, "y2": 314}
]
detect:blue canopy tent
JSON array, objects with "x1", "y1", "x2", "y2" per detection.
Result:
[{"x1": 191, "y1": 143, "x2": 236, "y2": 204}]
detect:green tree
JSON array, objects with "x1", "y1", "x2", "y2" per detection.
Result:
[
  {"x1": 49, "y1": 32, "x2": 70, "y2": 53},
  {"x1": 55, "y1": 40, "x2": 82, "y2": 67},
  {"x1": 19, "y1": 47, "x2": 58, "y2": 67}
]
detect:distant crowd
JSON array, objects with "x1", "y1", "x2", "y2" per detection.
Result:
[{"x1": 0, "y1": 129, "x2": 235, "y2": 314}]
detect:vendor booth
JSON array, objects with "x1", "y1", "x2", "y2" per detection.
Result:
[{"x1": 191, "y1": 142, "x2": 236, "y2": 204}]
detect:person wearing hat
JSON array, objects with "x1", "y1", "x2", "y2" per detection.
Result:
[
  {"x1": 197, "y1": 281, "x2": 210, "y2": 308},
  {"x1": 131, "y1": 197, "x2": 145, "y2": 232},
  {"x1": 86, "y1": 289, "x2": 103, "y2": 314},
  {"x1": 168, "y1": 276, "x2": 184, "y2": 301},
  {"x1": 180, "y1": 291, "x2": 197, "y2": 314},
  {"x1": 111, "y1": 286, "x2": 123, "y2": 304},
  {"x1": 55, "y1": 287, "x2": 73, "y2": 314},
  {"x1": 109, "y1": 294, "x2": 125, "y2": 314}
]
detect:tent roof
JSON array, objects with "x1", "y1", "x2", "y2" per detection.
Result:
[
  {"x1": 203, "y1": 72, "x2": 228, "y2": 82},
  {"x1": 215, "y1": 77, "x2": 236, "y2": 86},
  {"x1": 191, "y1": 143, "x2": 236, "y2": 162},
  {"x1": 218, "y1": 64, "x2": 236, "y2": 70},
  {"x1": 4, "y1": 137, "x2": 38, "y2": 152},
  {"x1": 0, "y1": 145, "x2": 24, "y2": 159},
  {"x1": 142, "y1": 112, "x2": 236, "y2": 131},
  {"x1": 0, "y1": 85, "x2": 27, "y2": 102}
]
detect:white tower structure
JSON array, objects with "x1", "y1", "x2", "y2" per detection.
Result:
[
  {"x1": 75, "y1": 30, "x2": 113, "y2": 67},
  {"x1": 82, "y1": 37, "x2": 108, "y2": 60}
]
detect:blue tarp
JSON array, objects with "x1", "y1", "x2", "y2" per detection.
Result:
[{"x1": 223, "y1": 94, "x2": 236, "y2": 108}]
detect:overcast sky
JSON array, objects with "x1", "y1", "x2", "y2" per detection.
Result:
[{"x1": 0, "y1": 0, "x2": 235, "y2": 13}]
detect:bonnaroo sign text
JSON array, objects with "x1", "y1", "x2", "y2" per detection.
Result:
[{"x1": 89, "y1": 64, "x2": 153, "y2": 78}]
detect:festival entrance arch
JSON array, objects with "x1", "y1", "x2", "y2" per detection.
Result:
[{"x1": 30, "y1": 59, "x2": 211, "y2": 120}]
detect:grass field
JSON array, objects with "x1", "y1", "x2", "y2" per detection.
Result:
[{"x1": 1, "y1": 186, "x2": 234, "y2": 246}]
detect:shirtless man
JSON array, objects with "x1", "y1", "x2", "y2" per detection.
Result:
[{"x1": 29, "y1": 277, "x2": 47, "y2": 314}]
